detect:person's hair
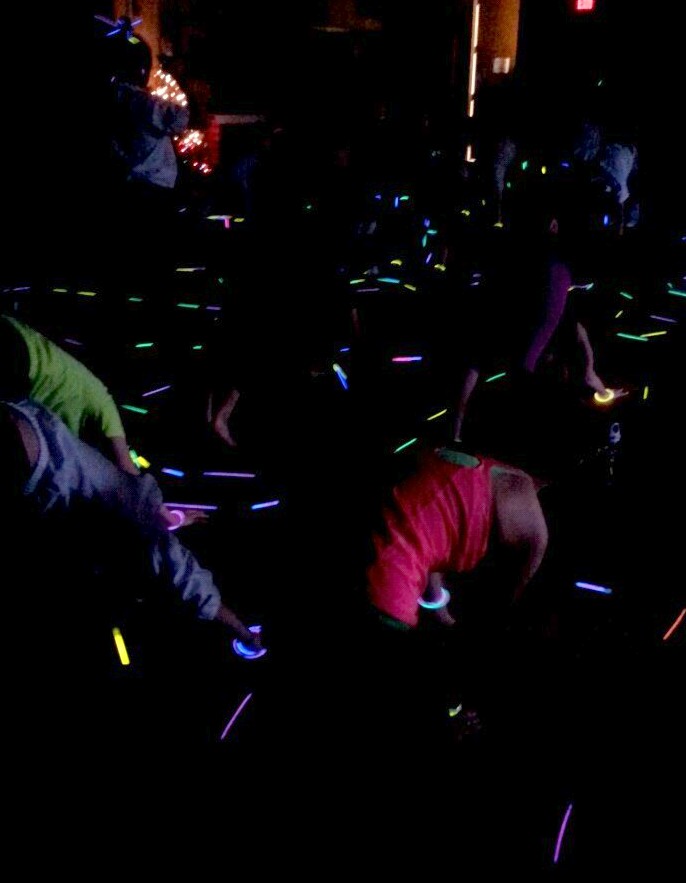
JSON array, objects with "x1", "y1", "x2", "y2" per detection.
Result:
[{"x1": 102, "y1": 34, "x2": 153, "y2": 87}]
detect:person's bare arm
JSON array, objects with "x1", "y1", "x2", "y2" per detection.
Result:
[
  {"x1": 110, "y1": 436, "x2": 140, "y2": 475},
  {"x1": 491, "y1": 469, "x2": 548, "y2": 603},
  {"x1": 215, "y1": 603, "x2": 261, "y2": 648},
  {"x1": 212, "y1": 388, "x2": 241, "y2": 448},
  {"x1": 453, "y1": 366, "x2": 480, "y2": 442},
  {"x1": 575, "y1": 321, "x2": 606, "y2": 393}
]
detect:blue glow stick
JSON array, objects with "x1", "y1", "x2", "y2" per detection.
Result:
[{"x1": 575, "y1": 581, "x2": 612, "y2": 595}]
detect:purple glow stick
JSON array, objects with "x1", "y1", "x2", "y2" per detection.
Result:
[
  {"x1": 162, "y1": 468, "x2": 185, "y2": 478},
  {"x1": 219, "y1": 692, "x2": 253, "y2": 741},
  {"x1": 553, "y1": 803, "x2": 573, "y2": 864},
  {"x1": 392, "y1": 356, "x2": 423, "y2": 363},
  {"x1": 63, "y1": 338, "x2": 83, "y2": 346},
  {"x1": 649, "y1": 315, "x2": 677, "y2": 324},
  {"x1": 357, "y1": 287, "x2": 380, "y2": 292},
  {"x1": 425, "y1": 252, "x2": 434, "y2": 265},
  {"x1": 206, "y1": 305, "x2": 222, "y2": 311},
  {"x1": 203, "y1": 471, "x2": 256, "y2": 478},
  {"x1": 142, "y1": 384, "x2": 172, "y2": 397},
  {"x1": 251, "y1": 500, "x2": 280, "y2": 510},
  {"x1": 165, "y1": 503, "x2": 218, "y2": 511}
]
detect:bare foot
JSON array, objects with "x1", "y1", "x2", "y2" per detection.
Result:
[{"x1": 434, "y1": 605, "x2": 456, "y2": 628}]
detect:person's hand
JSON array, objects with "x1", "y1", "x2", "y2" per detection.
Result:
[
  {"x1": 434, "y1": 605, "x2": 456, "y2": 628},
  {"x1": 213, "y1": 415, "x2": 238, "y2": 448},
  {"x1": 584, "y1": 370, "x2": 608, "y2": 395},
  {"x1": 239, "y1": 627, "x2": 263, "y2": 651},
  {"x1": 177, "y1": 508, "x2": 209, "y2": 528}
]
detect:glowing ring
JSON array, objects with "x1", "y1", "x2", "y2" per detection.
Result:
[
  {"x1": 167, "y1": 509, "x2": 185, "y2": 531},
  {"x1": 593, "y1": 389, "x2": 615, "y2": 404},
  {"x1": 232, "y1": 625, "x2": 267, "y2": 660},
  {"x1": 418, "y1": 587, "x2": 451, "y2": 609}
]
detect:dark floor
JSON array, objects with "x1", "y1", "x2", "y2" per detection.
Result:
[{"x1": 1, "y1": 190, "x2": 683, "y2": 869}]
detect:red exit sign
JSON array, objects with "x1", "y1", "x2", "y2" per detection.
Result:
[{"x1": 575, "y1": 0, "x2": 595, "y2": 10}]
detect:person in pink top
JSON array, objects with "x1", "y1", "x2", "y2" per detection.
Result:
[{"x1": 366, "y1": 446, "x2": 548, "y2": 631}]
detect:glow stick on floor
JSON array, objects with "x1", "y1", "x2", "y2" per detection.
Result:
[
  {"x1": 422, "y1": 235, "x2": 428, "y2": 248},
  {"x1": 662, "y1": 608, "x2": 685, "y2": 641},
  {"x1": 166, "y1": 503, "x2": 218, "y2": 510},
  {"x1": 615, "y1": 310, "x2": 624, "y2": 318},
  {"x1": 206, "y1": 305, "x2": 222, "y2": 311},
  {"x1": 434, "y1": 264, "x2": 447, "y2": 272},
  {"x1": 427, "y1": 409, "x2": 448, "y2": 421},
  {"x1": 53, "y1": 288, "x2": 68, "y2": 293},
  {"x1": 121, "y1": 404, "x2": 148, "y2": 414},
  {"x1": 641, "y1": 331, "x2": 667, "y2": 338},
  {"x1": 142, "y1": 384, "x2": 171, "y2": 397},
  {"x1": 400, "y1": 195, "x2": 410, "y2": 202},
  {"x1": 378, "y1": 277, "x2": 400, "y2": 284},
  {"x1": 203, "y1": 471, "x2": 256, "y2": 479},
  {"x1": 616, "y1": 333, "x2": 648, "y2": 342},
  {"x1": 128, "y1": 296, "x2": 143, "y2": 302},
  {"x1": 667, "y1": 287, "x2": 686, "y2": 297},
  {"x1": 112, "y1": 627, "x2": 130, "y2": 666},
  {"x1": 649, "y1": 315, "x2": 677, "y2": 323},
  {"x1": 177, "y1": 302, "x2": 200, "y2": 309},
  {"x1": 448, "y1": 704, "x2": 463, "y2": 718},
  {"x1": 575, "y1": 581, "x2": 612, "y2": 595},
  {"x1": 553, "y1": 803, "x2": 573, "y2": 864},
  {"x1": 427, "y1": 228, "x2": 438, "y2": 235},
  {"x1": 135, "y1": 342, "x2": 154, "y2": 348},
  {"x1": 392, "y1": 356, "x2": 423, "y2": 363},
  {"x1": 404, "y1": 284, "x2": 418, "y2": 291},
  {"x1": 192, "y1": 344, "x2": 203, "y2": 350},
  {"x1": 339, "y1": 346, "x2": 350, "y2": 352},
  {"x1": 394, "y1": 197, "x2": 400, "y2": 208},
  {"x1": 485, "y1": 371, "x2": 506, "y2": 382},
  {"x1": 77, "y1": 290, "x2": 97, "y2": 297},
  {"x1": 357, "y1": 287, "x2": 380, "y2": 293},
  {"x1": 394, "y1": 438, "x2": 418, "y2": 454},
  {"x1": 349, "y1": 278, "x2": 365, "y2": 285},
  {"x1": 391, "y1": 259, "x2": 403, "y2": 266},
  {"x1": 643, "y1": 386, "x2": 649, "y2": 400},
  {"x1": 176, "y1": 267, "x2": 206, "y2": 272},
  {"x1": 219, "y1": 692, "x2": 253, "y2": 740},
  {"x1": 161, "y1": 468, "x2": 185, "y2": 478},
  {"x1": 251, "y1": 500, "x2": 280, "y2": 510},
  {"x1": 332, "y1": 362, "x2": 348, "y2": 390},
  {"x1": 425, "y1": 253, "x2": 434, "y2": 265},
  {"x1": 63, "y1": 338, "x2": 83, "y2": 346},
  {"x1": 568, "y1": 283, "x2": 595, "y2": 292},
  {"x1": 619, "y1": 291, "x2": 633, "y2": 299}
]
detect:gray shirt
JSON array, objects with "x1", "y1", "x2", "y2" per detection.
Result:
[{"x1": 8, "y1": 400, "x2": 221, "y2": 620}]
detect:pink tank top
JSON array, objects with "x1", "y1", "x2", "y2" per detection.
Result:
[{"x1": 367, "y1": 450, "x2": 497, "y2": 627}]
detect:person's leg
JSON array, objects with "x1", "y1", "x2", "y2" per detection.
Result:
[
  {"x1": 453, "y1": 366, "x2": 480, "y2": 442},
  {"x1": 522, "y1": 260, "x2": 572, "y2": 374}
]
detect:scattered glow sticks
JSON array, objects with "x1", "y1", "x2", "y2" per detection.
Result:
[
  {"x1": 394, "y1": 197, "x2": 400, "y2": 208},
  {"x1": 203, "y1": 471, "x2": 256, "y2": 479},
  {"x1": 461, "y1": 209, "x2": 471, "y2": 217},
  {"x1": 135, "y1": 342, "x2": 154, "y2": 349},
  {"x1": 112, "y1": 627, "x2": 130, "y2": 666},
  {"x1": 541, "y1": 166, "x2": 547, "y2": 175},
  {"x1": 63, "y1": 338, "x2": 83, "y2": 347},
  {"x1": 400, "y1": 195, "x2": 410, "y2": 202},
  {"x1": 206, "y1": 305, "x2": 222, "y2": 311},
  {"x1": 77, "y1": 290, "x2": 97, "y2": 297},
  {"x1": 128, "y1": 296, "x2": 143, "y2": 303},
  {"x1": 391, "y1": 259, "x2": 403, "y2": 266},
  {"x1": 649, "y1": 314, "x2": 676, "y2": 323},
  {"x1": 357, "y1": 287, "x2": 380, "y2": 293},
  {"x1": 425, "y1": 253, "x2": 434, "y2": 265},
  {"x1": 422, "y1": 235, "x2": 429, "y2": 248},
  {"x1": 568, "y1": 283, "x2": 594, "y2": 292},
  {"x1": 662, "y1": 608, "x2": 685, "y2": 641},
  {"x1": 251, "y1": 500, "x2": 280, "y2": 510},
  {"x1": 121, "y1": 404, "x2": 148, "y2": 414},
  {"x1": 485, "y1": 371, "x2": 506, "y2": 382},
  {"x1": 614, "y1": 310, "x2": 624, "y2": 318},
  {"x1": 427, "y1": 408, "x2": 448, "y2": 421},
  {"x1": 339, "y1": 346, "x2": 350, "y2": 353},
  {"x1": 667, "y1": 286, "x2": 686, "y2": 297},
  {"x1": 176, "y1": 267, "x2": 206, "y2": 273},
  {"x1": 220, "y1": 692, "x2": 253, "y2": 740},
  {"x1": 553, "y1": 803, "x2": 573, "y2": 864},
  {"x1": 616, "y1": 333, "x2": 648, "y2": 342},
  {"x1": 404, "y1": 283, "x2": 418, "y2": 291},
  {"x1": 177, "y1": 302, "x2": 200, "y2": 309},
  {"x1": 643, "y1": 386, "x2": 649, "y2": 400},
  {"x1": 521, "y1": 160, "x2": 528, "y2": 170},
  {"x1": 434, "y1": 264, "x2": 447, "y2": 272},
  {"x1": 162, "y1": 468, "x2": 185, "y2": 478},
  {"x1": 192, "y1": 344, "x2": 203, "y2": 350},
  {"x1": 53, "y1": 288, "x2": 68, "y2": 293},
  {"x1": 392, "y1": 356, "x2": 423, "y2": 363},
  {"x1": 427, "y1": 228, "x2": 438, "y2": 235},
  {"x1": 448, "y1": 704, "x2": 463, "y2": 718},
  {"x1": 142, "y1": 384, "x2": 171, "y2": 397},
  {"x1": 349, "y1": 278, "x2": 365, "y2": 285},
  {"x1": 394, "y1": 438, "x2": 418, "y2": 454},
  {"x1": 575, "y1": 581, "x2": 612, "y2": 595},
  {"x1": 641, "y1": 331, "x2": 667, "y2": 338},
  {"x1": 378, "y1": 278, "x2": 400, "y2": 284},
  {"x1": 619, "y1": 291, "x2": 634, "y2": 300}
]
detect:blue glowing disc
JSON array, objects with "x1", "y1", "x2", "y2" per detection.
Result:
[{"x1": 232, "y1": 626, "x2": 267, "y2": 660}]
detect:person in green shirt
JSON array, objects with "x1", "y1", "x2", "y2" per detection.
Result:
[{"x1": 1, "y1": 314, "x2": 138, "y2": 475}]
